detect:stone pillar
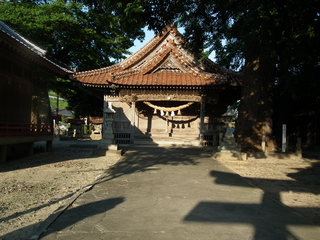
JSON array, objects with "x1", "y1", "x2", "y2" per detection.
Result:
[
  {"x1": 95, "y1": 95, "x2": 122, "y2": 156},
  {"x1": 98, "y1": 101, "x2": 118, "y2": 152},
  {"x1": 103, "y1": 102, "x2": 116, "y2": 144},
  {"x1": 102, "y1": 97, "x2": 108, "y2": 137},
  {"x1": 130, "y1": 101, "x2": 136, "y2": 144},
  {"x1": 0, "y1": 145, "x2": 7, "y2": 163}
]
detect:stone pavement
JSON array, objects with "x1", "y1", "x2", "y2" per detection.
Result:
[{"x1": 32, "y1": 146, "x2": 320, "y2": 240}]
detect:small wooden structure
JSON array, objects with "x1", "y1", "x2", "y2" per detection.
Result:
[
  {"x1": 71, "y1": 25, "x2": 241, "y2": 147},
  {"x1": 67, "y1": 119, "x2": 85, "y2": 138},
  {"x1": 89, "y1": 117, "x2": 103, "y2": 140}
]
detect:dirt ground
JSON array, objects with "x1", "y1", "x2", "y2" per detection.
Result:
[
  {"x1": 220, "y1": 151, "x2": 320, "y2": 225},
  {"x1": 0, "y1": 139, "x2": 120, "y2": 240},
  {"x1": 0, "y1": 141, "x2": 320, "y2": 240}
]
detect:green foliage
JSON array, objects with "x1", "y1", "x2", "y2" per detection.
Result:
[
  {"x1": 140, "y1": 0, "x2": 320, "y2": 149},
  {"x1": 49, "y1": 78, "x2": 103, "y2": 118},
  {"x1": 48, "y1": 90, "x2": 69, "y2": 111},
  {"x1": 0, "y1": 0, "x2": 146, "y2": 70},
  {"x1": 0, "y1": 0, "x2": 146, "y2": 117}
]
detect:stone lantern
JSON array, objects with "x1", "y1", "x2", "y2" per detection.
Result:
[
  {"x1": 222, "y1": 107, "x2": 235, "y2": 139},
  {"x1": 99, "y1": 102, "x2": 117, "y2": 149},
  {"x1": 215, "y1": 106, "x2": 243, "y2": 160}
]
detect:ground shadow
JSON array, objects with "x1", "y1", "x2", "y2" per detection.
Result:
[
  {"x1": 36, "y1": 197, "x2": 125, "y2": 239},
  {"x1": 1, "y1": 197, "x2": 124, "y2": 240},
  {"x1": 0, "y1": 192, "x2": 75, "y2": 228},
  {"x1": 184, "y1": 193, "x2": 305, "y2": 240},
  {"x1": 184, "y1": 168, "x2": 320, "y2": 239},
  {"x1": 4, "y1": 197, "x2": 123, "y2": 240},
  {"x1": 211, "y1": 169, "x2": 320, "y2": 196},
  {"x1": 0, "y1": 138, "x2": 103, "y2": 173},
  {"x1": 97, "y1": 146, "x2": 204, "y2": 183},
  {"x1": 288, "y1": 161, "x2": 320, "y2": 188},
  {"x1": 211, "y1": 169, "x2": 320, "y2": 224}
]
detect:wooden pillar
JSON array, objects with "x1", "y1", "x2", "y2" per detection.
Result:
[
  {"x1": 261, "y1": 135, "x2": 266, "y2": 152},
  {"x1": 0, "y1": 145, "x2": 7, "y2": 163},
  {"x1": 46, "y1": 140, "x2": 53, "y2": 152},
  {"x1": 199, "y1": 101, "x2": 205, "y2": 145},
  {"x1": 130, "y1": 101, "x2": 136, "y2": 144},
  {"x1": 296, "y1": 137, "x2": 302, "y2": 155},
  {"x1": 26, "y1": 142, "x2": 34, "y2": 156}
]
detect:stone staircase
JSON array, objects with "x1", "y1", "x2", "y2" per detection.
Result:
[{"x1": 134, "y1": 129, "x2": 200, "y2": 147}]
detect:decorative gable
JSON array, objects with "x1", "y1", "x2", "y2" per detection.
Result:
[{"x1": 152, "y1": 57, "x2": 184, "y2": 73}]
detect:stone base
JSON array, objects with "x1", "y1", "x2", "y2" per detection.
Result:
[
  {"x1": 99, "y1": 139, "x2": 117, "y2": 150},
  {"x1": 90, "y1": 133, "x2": 102, "y2": 140},
  {"x1": 218, "y1": 146, "x2": 241, "y2": 152},
  {"x1": 218, "y1": 136, "x2": 241, "y2": 153},
  {"x1": 92, "y1": 149, "x2": 123, "y2": 157}
]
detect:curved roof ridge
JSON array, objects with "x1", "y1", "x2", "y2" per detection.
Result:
[
  {"x1": 119, "y1": 29, "x2": 171, "y2": 69},
  {"x1": 73, "y1": 64, "x2": 120, "y2": 78}
]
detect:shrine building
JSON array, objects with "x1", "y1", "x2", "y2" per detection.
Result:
[
  {"x1": 71, "y1": 25, "x2": 241, "y2": 147},
  {"x1": 0, "y1": 21, "x2": 72, "y2": 162}
]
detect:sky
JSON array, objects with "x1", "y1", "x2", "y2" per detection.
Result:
[{"x1": 128, "y1": 28, "x2": 155, "y2": 54}]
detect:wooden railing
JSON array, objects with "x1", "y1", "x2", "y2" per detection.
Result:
[{"x1": 0, "y1": 122, "x2": 53, "y2": 137}]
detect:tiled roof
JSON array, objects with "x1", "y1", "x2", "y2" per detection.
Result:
[
  {"x1": 0, "y1": 21, "x2": 72, "y2": 76},
  {"x1": 108, "y1": 72, "x2": 225, "y2": 86},
  {"x1": 72, "y1": 25, "x2": 240, "y2": 88}
]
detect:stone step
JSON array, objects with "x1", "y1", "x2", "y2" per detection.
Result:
[
  {"x1": 134, "y1": 137, "x2": 200, "y2": 147},
  {"x1": 151, "y1": 133, "x2": 199, "y2": 139},
  {"x1": 135, "y1": 135, "x2": 199, "y2": 142}
]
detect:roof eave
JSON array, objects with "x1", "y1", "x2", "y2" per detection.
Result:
[{"x1": 0, "y1": 23, "x2": 72, "y2": 78}]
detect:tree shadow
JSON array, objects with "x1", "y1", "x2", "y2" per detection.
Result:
[
  {"x1": 37, "y1": 197, "x2": 125, "y2": 239},
  {"x1": 1, "y1": 197, "x2": 125, "y2": 240},
  {"x1": 97, "y1": 146, "x2": 203, "y2": 183},
  {"x1": 0, "y1": 192, "x2": 75, "y2": 228},
  {"x1": 287, "y1": 161, "x2": 320, "y2": 194},
  {"x1": 0, "y1": 138, "x2": 104, "y2": 173}
]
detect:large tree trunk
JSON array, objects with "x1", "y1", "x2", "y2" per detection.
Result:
[{"x1": 235, "y1": 44, "x2": 277, "y2": 152}]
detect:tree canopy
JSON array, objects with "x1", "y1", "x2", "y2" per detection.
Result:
[
  {"x1": 140, "y1": 0, "x2": 320, "y2": 150},
  {"x1": 0, "y1": 0, "x2": 146, "y2": 70},
  {"x1": 0, "y1": 0, "x2": 147, "y2": 117}
]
